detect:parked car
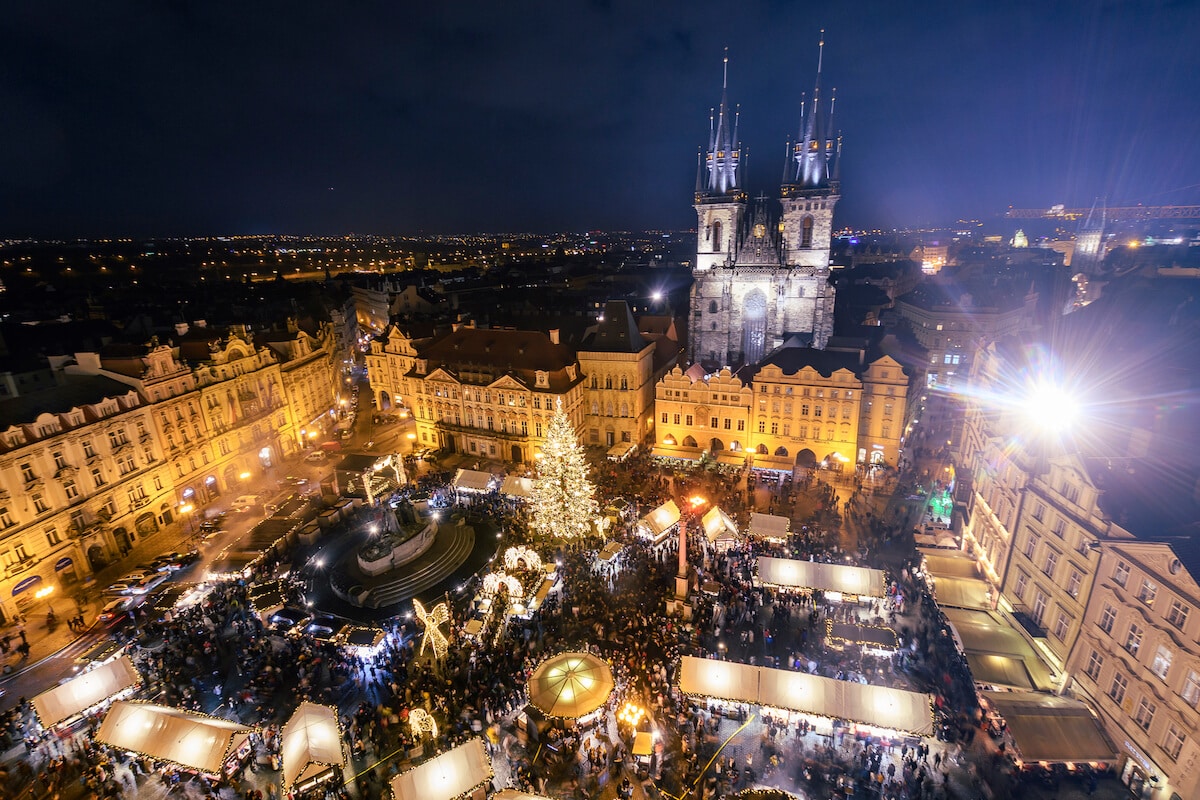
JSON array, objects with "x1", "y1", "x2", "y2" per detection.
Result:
[
  {"x1": 105, "y1": 581, "x2": 139, "y2": 596},
  {"x1": 151, "y1": 550, "x2": 200, "y2": 572},
  {"x1": 96, "y1": 596, "x2": 137, "y2": 626},
  {"x1": 304, "y1": 451, "x2": 327, "y2": 463},
  {"x1": 283, "y1": 475, "x2": 308, "y2": 487},
  {"x1": 268, "y1": 607, "x2": 312, "y2": 634},
  {"x1": 231, "y1": 494, "x2": 261, "y2": 513}
]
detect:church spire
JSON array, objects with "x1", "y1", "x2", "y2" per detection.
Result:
[
  {"x1": 702, "y1": 48, "x2": 741, "y2": 195},
  {"x1": 790, "y1": 31, "x2": 838, "y2": 189}
]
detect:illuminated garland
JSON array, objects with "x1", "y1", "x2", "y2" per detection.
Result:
[
  {"x1": 823, "y1": 618, "x2": 900, "y2": 650},
  {"x1": 97, "y1": 700, "x2": 257, "y2": 777},
  {"x1": 503, "y1": 545, "x2": 543, "y2": 572}
]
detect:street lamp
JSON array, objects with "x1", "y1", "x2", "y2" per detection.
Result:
[{"x1": 179, "y1": 502, "x2": 196, "y2": 536}]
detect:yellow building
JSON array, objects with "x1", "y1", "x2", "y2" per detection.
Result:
[{"x1": 653, "y1": 341, "x2": 910, "y2": 471}]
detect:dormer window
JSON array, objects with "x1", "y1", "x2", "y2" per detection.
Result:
[{"x1": 416, "y1": 359, "x2": 428, "y2": 375}]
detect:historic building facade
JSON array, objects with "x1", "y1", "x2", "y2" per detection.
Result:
[{"x1": 690, "y1": 42, "x2": 840, "y2": 369}]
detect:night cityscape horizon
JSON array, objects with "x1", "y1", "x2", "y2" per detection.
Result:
[{"x1": 1, "y1": 4, "x2": 1199, "y2": 800}]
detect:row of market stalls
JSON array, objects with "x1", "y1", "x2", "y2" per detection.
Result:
[
  {"x1": 631, "y1": 499, "x2": 791, "y2": 554},
  {"x1": 915, "y1": 545, "x2": 1116, "y2": 769},
  {"x1": 30, "y1": 654, "x2": 347, "y2": 793},
  {"x1": 678, "y1": 656, "x2": 935, "y2": 737},
  {"x1": 756, "y1": 556, "x2": 888, "y2": 603}
]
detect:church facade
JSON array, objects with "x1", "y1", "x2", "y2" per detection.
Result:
[{"x1": 690, "y1": 40, "x2": 840, "y2": 369}]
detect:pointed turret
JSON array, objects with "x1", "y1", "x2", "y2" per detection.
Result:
[
  {"x1": 788, "y1": 31, "x2": 839, "y2": 190},
  {"x1": 701, "y1": 48, "x2": 741, "y2": 196}
]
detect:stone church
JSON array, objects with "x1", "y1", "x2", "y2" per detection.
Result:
[{"x1": 690, "y1": 39, "x2": 840, "y2": 369}]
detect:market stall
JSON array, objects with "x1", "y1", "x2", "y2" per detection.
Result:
[
  {"x1": 341, "y1": 626, "x2": 387, "y2": 657},
  {"x1": 756, "y1": 556, "x2": 887, "y2": 601},
  {"x1": 597, "y1": 541, "x2": 624, "y2": 565},
  {"x1": 635, "y1": 500, "x2": 681, "y2": 544},
  {"x1": 33, "y1": 655, "x2": 141, "y2": 729},
  {"x1": 454, "y1": 469, "x2": 496, "y2": 493},
  {"x1": 678, "y1": 657, "x2": 760, "y2": 706},
  {"x1": 527, "y1": 652, "x2": 615, "y2": 721},
  {"x1": 96, "y1": 701, "x2": 254, "y2": 777},
  {"x1": 500, "y1": 475, "x2": 534, "y2": 500},
  {"x1": 280, "y1": 702, "x2": 346, "y2": 794},
  {"x1": 606, "y1": 442, "x2": 637, "y2": 462},
  {"x1": 701, "y1": 507, "x2": 739, "y2": 551},
  {"x1": 981, "y1": 691, "x2": 1115, "y2": 765},
  {"x1": 748, "y1": 513, "x2": 790, "y2": 543},
  {"x1": 389, "y1": 737, "x2": 493, "y2": 800}
]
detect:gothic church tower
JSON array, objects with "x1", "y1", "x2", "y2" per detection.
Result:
[{"x1": 690, "y1": 37, "x2": 840, "y2": 370}]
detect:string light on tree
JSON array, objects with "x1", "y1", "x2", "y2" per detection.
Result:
[{"x1": 530, "y1": 398, "x2": 598, "y2": 540}]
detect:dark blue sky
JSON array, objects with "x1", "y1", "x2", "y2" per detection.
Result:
[{"x1": 2, "y1": 1, "x2": 1198, "y2": 237}]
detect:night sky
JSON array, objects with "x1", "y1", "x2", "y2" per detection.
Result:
[{"x1": 2, "y1": 1, "x2": 1198, "y2": 237}]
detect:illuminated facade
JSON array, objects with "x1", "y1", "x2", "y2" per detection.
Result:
[
  {"x1": 690, "y1": 41, "x2": 839, "y2": 368},
  {"x1": 654, "y1": 341, "x2": 909, "y2": 470}
]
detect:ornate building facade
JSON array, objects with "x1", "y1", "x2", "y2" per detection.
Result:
[{"x1": 690, "y1": 41, "x2": 840, "y2": 369}]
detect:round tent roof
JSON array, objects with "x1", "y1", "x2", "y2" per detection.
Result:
[{"x1": 528, "y1": 652, "x2": 614, "y2": 719}]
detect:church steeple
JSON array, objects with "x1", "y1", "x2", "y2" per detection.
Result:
[
  {"x1": 702, "y1": 48, "x2": 741, "y2": 196},
  {"x1": 789, "y1": 31, "x2": 838, "y2": 190}
]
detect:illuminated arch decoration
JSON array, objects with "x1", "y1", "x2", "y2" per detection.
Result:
[
  {"x1": 482, "y1": 572, "x2": 524, "y2": 598},
  {"x1": 413, "y1": 598, "x2": 450, "y2": 660},
  {"x1": 408, "y1": 708, "x2": 438, "y2": 739},
  {"x1": 504, "y1": 546, "x2": 542, "y2": 573}
]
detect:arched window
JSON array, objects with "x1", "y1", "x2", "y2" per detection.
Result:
[
  {"x1": 801, "y1": 216, "x2": 814, "y2": 249},
  {"x1": 591, "y1": 401, "x2": 599, "y2": 415},
  {"x1": 713, "y1": 220, "x2": 723, "y2": 252},
  {"x1": 620, "y1": 377, "x2": 627, "y2": 390},
  {"x1": 709, "y1": 300, "x2": 719, "y2": 314},
  {"x1": 605, "y1": 376, "x2": 612, "y2": 389}
]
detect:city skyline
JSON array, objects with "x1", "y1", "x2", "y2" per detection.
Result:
[{"x1": 2, "y1": 1, "x2": 1199, "y2": 237}]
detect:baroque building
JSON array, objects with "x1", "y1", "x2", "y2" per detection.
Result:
[{"x1": 690, "y1": 40, "x2": 840, "y2": 369}]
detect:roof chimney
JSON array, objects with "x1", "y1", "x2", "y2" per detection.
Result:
[{"x1": 549, "y1": 329, "x2": 560, "y2": 345}]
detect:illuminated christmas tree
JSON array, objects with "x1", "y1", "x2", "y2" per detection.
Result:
[{"x1": 531, "y1": 399, "x2": 598, "y2": 540}]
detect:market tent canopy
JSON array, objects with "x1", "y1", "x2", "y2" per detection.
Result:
[
  {"x1": 715, "y1": 451, "x2": 746, "y2": 467},
  {"x1": 637, "y1": 500, "x2": 681, "y2": 540},
  {"x1": 929, "y1": 575, "x2": 991, "y2": 611},
  {"x1": 597, "y1": 542, "x2": 624, "y2": 563},
  {"x1": 96, "y1": 701, "x2": 253, "y2": 775},
  {"x1": 748, "y1": 513, "x2": 790, "y2": 541},
  {"x1": 701, "y1": 507, "x2": 738, "y2": 543},
  {"x1": 942, "y1": 608, "x2": 1055, "y2": 692},
  {"x1": 920, "y1": 549, "x2": 982, "y2": 580},
  {"x1": 33, "y1": 655, "x2": 140, "y2": 729},
  {"x1": 528, "y1": 652, "x2": 615, "y2": 718},
  {"x1": 281, "y1": 702, "x2": 345, "y2": 791},
  {"x1": 500, "y1": 475, "x2": 533, "y2": 499},
  {"x1": 757, "y1": 556, "x2": 887, "y2": 599},
  {"x1": 966, "y1": 654, "x2": 1033, "y2": 691},
  {"x1": 454, "y1": 469, "x2": 495, "y2": 492},
  {"x1": 606, "y1": 442, "x2": 637, "y2": 461},
  {"x1": 650, "y1": 445, "x2": 703, "y2": 462},
  {"x1": 982, "y1": 691, "x2": 1115, "y2": 763},
  {"x1": 751, "y1": 454, "x2": 794, "y2": 472},
  {"x1": 914, "y1": 531, "x2": 957, "y2": 549},
  {"x1": 679, "y1": 657, "x2": 934, "y2": 735},
  {"x1": 390, "y1": 738, "x2": 493, "y2": 800},
  {"x1": 679, "y1": 656, "x2": 760, "y2": 705}
]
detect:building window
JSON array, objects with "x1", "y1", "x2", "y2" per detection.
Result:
[
  {"x1": 63, "y1": 479, "x2": 78, "y2": 500},
  {"x1": 1167, "y1": 600, "x2": 1189, "y2": 631},
  {"x1": 1098, "y1": 603, "x2": 1116, "y2": 634},
  {"x1": 1067, "y1": 570, "x2": 1082, "y2": 599},
  {"x1": 1182, "y1": 670, "x2": 1200, "y2": 707},
  {"x1": 801, "y1": 404, "x2": 810, "y2": 416},
  {"x1": 82, "y1": 440, "x2": 96, "y2": 458},
  {"x1": 1163, "y1": 724, "x2": 1186, "y2": 761},
  {"x1": 1137, "y1": 578, "x2": 1158, "y2": 605},
  {"x1": 1042, "y1": 550, "x2": 1059, "y2": 578},
  {"x1": 661, "y1": 413, "x2": 668, "y2": 424},
  {"x1": 1022, "y1": 536, "x2": 1037, "y2": 559},
  {"x1": 1062, "y1": 483, "x2": 1080, "y2": 504},
  {"x1": 20, "y1": 462, "x2": 35, "y2": 482},
  {"x1": 1108, "y1": 673, "x2": 1128, "y2": 705},
  {"x1": 92, "y1": 467, "x2": 107, "y2": 487},
  {"x1": 32, "y1": 494, "x2": 49, "y2": 514},
  {"x1": 1013, "y1": 572, "x2": 1029, "y2": 601},
  {"x1": 736, "y1": 420, "x2": 745, "y2": 431},
  {"x1": 1151, "y1": 645, "x2": 1173, "y2": 681},
  {"x1": 1113, "y1": 561, "x2": 1130, "y2": 587},
  {"x1": 685, "y1": 415, "x2": 693, "y2": 426},
  {"x1": 1053, "y1": 612, "x2": 1069, "y2": 640},
  {"x1": 1125, "y1": 623, "x2": 1143, "y2": 657},
  {"x1": 1032, "y1": 591, "x2": 1048, "y2": 624},
  {"x1": 45, "y1": 526, "x2": 61, "y2": 546},
  {"x1": 770, "y1": 422, "x2": 779, "y2": 435},
  {"x1": 0, "y1": 507, "x2": 16, "y2": 529},
  {"x1": 1084, "y1": 649, "x2": 1103, "y2": 680},
  {"x1": 758, "y1": 421, "x2": 766, "y2": 433},
  {"x1": 1032, "y1": 502, "x2": 1045, "y2": 522},
  {"x1": 723, "y1": 418, "x2": 731, "y2": 430},
  {"x1": 1133, "y1": 697, "x2": 1155, "y2": 731},
  {"x1": 673, "y1": 414, "x2": 680, "y2": 425}
]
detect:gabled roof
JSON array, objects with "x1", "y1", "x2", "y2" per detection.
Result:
[{"x1": 580, "y1": 301, "x2": 646, "y2": 353}]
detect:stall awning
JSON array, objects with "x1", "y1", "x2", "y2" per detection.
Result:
[
  {"x1": 942, "y1": 607, "x2": 1056, "y2": 692},
  {"x1": 390, "y1": 738, "x2": 493, "y2": 800},
  {"x1": 679, "y1": 657, "x2": 934, "y2": 736},
  {"x1": 929, "y1": 575, "x2": 992, "y2": 610},
  {"x1": 982, "y1": 691, "x2": 1115, "y2": 764},
  {"x1": 966, "y1": 654, "x2": 1034, "y2": 690},
  {"x1": 281, "y1": 702, "x2": 345, "y2": 792},
  {"x1": 606, "y1": 442, "x2": 637, "y2": 461},
  {"x1": 751, "y1": 454, "x2": 794, "y2": 472},
  {"x1": 97, "y1": 701, "x2": 253, "y2": 775},
  {"x1": 756, "y1": 556, "x2": 887, "y2": 599},
  {"x1": 500, "y1": 475, "x2": 533, "y2": 499},
  {"x1": 454, "y1": 469, "x2": 495, "y2": 492},
  {"x1": 920, "y1": 549, "x2": 981, "y2": 580},
  {"x1": 637, "y1": 500, "x2": 681, "y2": 540},
  {"x1": 650, "y1": 445, "x2": 702, "y2": 463},
  {"x1": 701, "y1": 507, "x2": 738, "y2": 543},
  {"x1": 33, "y1": 655, "x2": 140, "y2": 729},
  {"x1": 598, "y1": 541, "x2": 624, "y2": 562},
  {"x1": 715, "y1": 451, "x2": 747, "y2": 467},
  {"x1": 748, "y1": 513, "x2": 790, "y2": 541}
]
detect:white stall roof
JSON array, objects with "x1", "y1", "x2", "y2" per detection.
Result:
[
  {"x1": 390, "y1": 738, "x2": 493, "y2": 800},
  {"x1": 678, "y1": 656, "x2": 760, "y2": 705},
  {"x1": 96, "y1": 701, "x2": 253, "y2": 775},
  {"x1": 748, "y1": 513, "x2": 790, "y2": 541},
  {"x1": 453, "y1": 469, "x2": 495, "y2": 492},
  {"x1": 701, "y1": 507, "x2": 738, "y2": 542},
  {"x1": 33, "y1": 655, "x2": 140, "y2": 729},
  {"x1": 606, "y1": 442, "x2": 637, "y2": 461},
  {"x1": 281, "y1": 702, "x2": 345, "y2": 791},
  {"x1": 500, "y1": 475, "x2": 533, "y2": 498},
  {"x1": 638, "y1": 500, "x2": 681, "y2": 539},
  {"x1": 757, "y1": 556, "x2": 887, "y2": 598}
]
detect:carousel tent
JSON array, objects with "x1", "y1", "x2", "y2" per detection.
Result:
[
  {"x1": 748, "y1": 513, "x2": 790, "y2": 542},
  {"x1": 528, "y1": 652, "x2": 615, "y2": 719},
  {"x1": 500, "y1": 476, "x2": 534, "y2": 499},
  {"x1": 679, "y1": 657, "x2": 760, "y2": 706},
  {"x1": 453, "y1": 469, "x2": 495, "y2": 492},
  {"x1": 390, "y1": 737, "x2": 493, "y2": 800},
  {"x1": 982, "y1": 691, "x2": 1115, "y2": 764},
  {"x1": 33, "y1": 655, "x2": 140, "y2": 729},
  {"x1": 701, "y1": 507, "x2": 739, "y2": 544},
  {"x1": 281, "y1": 702, "x2": 345, "y2": 791},
  {"x1": 756, "y1": 556, "x2": 887, "y2": 599},
  {"x1": 96, "y1": 701, "x2": 253, "y2": 774},
  {"x1": 637, "y1": 500, "x2": 681, "y2": 541}
]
